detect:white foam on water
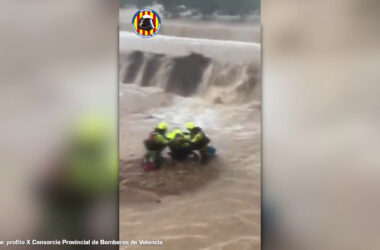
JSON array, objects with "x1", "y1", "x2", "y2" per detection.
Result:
[
  {"x1": 120, "y1": 31, "x2": 260, "y2": 64},
  {"x1": 119, "y1": 31, "x2": 261, "y2": 250}
]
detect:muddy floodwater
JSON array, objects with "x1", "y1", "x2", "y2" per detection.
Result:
[{"x1": 119, "y1": 32, "x2": 261, "y2": 250}]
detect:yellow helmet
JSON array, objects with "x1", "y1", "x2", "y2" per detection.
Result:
[
  {"x1": 157, "y1": 122, "x2": 168, "y2": 131},
  {"x1": 168, "y1": 129, "x2": 182, "y2": 140},
  {"x1": 173, "y1": 129, "x2": 182, "y2": 136},
  {"x1": 186, "y1": 122, "x2": 195, "y2": 130}
]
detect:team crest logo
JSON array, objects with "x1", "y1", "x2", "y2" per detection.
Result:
[{"x1": 132, "y1": 9, "x2": 161, "y2": 38}]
